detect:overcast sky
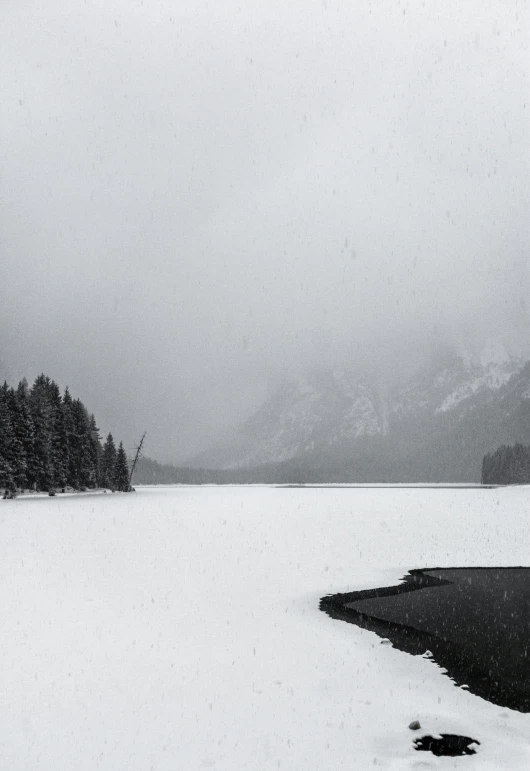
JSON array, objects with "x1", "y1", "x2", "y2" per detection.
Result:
[{"x1": 1, "y1": 0, "x2": 529, "y2": 461}]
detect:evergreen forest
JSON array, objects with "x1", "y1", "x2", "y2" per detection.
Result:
[
  {"x1": 481, "y1": 444, "x2": 530, "y2": 486},
  {"x1": 0, "y1": 374, "x2": 130, "y2": 497}
]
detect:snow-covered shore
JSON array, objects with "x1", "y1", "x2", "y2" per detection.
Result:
[{"x1": 1, "y1": 485, "x2": 529, "y2": 769}]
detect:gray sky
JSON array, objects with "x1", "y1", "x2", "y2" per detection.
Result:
[{"x1": 1, "y1": 0, "x2": 529, "y2": 461}]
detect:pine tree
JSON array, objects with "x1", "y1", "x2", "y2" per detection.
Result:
[
  {"x1": 114, "y1": 441, "x2": 130, "y2": 492},
  {"x1": 88, "y1": 414, "x2": 102, "y2": 486},
  {"x1": 512, "y1": 443, "x2": 525, "y2": 484},
  {"x1": 16, "y1": 380, "x2": 35, "y2": 489},
  {"x1": 70, "y1": 399, "x2": 94, "y2": 489},
  {"x1": 29, "y1": 375, "x2": 53, "y2": 491},
  {"x1": 62, "y1": 387, "x2": 77, "y2": 488},
  {"x1": 481, "y1": 453, "x2": 491, "y2": 485},
  {"x1": 0, "y1": 384, "x2": 16, "y2": 494},
  {"x1": 6, "y1": 386, "x2": 27, "y2": 489},
  {"x1": 49, "y1": 380, "x2": 68, "y2": 490},
  {"x1": 101, "y1": 433, "x2": 117, "y2": 489}
]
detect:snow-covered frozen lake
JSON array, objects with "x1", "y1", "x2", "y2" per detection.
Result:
[{"x1": 1, "y1": 485, "x2": 530, "y2": 769}]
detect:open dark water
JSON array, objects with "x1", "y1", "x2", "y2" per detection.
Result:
[{"x1": 320, "y1": 568, "x2": 530, "y2": 712}]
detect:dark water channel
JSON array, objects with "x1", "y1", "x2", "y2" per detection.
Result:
[{"x1": 320, "y1": 567, "x2": 530, "y2": 712}]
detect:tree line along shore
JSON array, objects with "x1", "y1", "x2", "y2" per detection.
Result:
[{"x1": 0, "y1": 374, "x2": 130, "y2": 497}]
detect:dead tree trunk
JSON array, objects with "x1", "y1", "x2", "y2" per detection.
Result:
[{"x1": 129, "y1": 431, "x2": 146, "y2": 489}]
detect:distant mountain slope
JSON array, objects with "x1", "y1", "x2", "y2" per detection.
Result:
[{"x1": 186, "y1": 346, "x2": 528, "y2": 481}]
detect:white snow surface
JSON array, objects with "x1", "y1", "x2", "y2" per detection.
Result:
[{"x1": 1, "y1": 485, "x2": 530, "y2": 770}]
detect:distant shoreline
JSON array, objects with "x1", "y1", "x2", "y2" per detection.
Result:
[
  {"x1": 6, "y1": 482, "x2": 505, "y2": 498},
  {"x1": 5, "y1": 488, "x2": 129, "y2": 500}
]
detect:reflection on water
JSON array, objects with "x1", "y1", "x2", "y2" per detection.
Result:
[{"x1": 321, "y1": 567, "x2": 530, "y2": 712}]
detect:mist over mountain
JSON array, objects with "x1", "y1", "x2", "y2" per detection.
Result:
[
  {"x1": 176, "y1": 341, "x2": 530, "y2": 482},
  {"x1": 1, "y1": 1, "x2": 528, "y2": 464}
]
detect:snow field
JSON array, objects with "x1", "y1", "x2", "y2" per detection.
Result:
[{"x1": 1, "y1": 485, "x2": 530, "y2": 769}]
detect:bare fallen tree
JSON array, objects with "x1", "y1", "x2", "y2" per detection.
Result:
[{"x1": 129, "y1": 431, "x2": 147, "y2": 489}]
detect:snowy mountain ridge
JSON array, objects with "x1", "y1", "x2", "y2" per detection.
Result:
[{"x1": 188, "y1": 345, "x2": 528, "y2": 476}]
